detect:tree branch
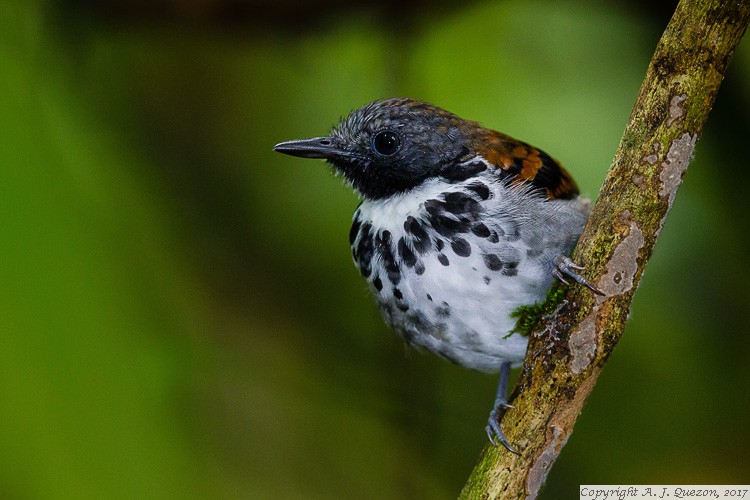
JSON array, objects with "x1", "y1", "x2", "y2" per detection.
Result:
[{"x1": 460, "y1": 1, "x2": 750, "y2": 498}]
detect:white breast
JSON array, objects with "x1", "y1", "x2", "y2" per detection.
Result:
[{"x1": 352, "y1": 173, "x2": 589, "y2": 372}]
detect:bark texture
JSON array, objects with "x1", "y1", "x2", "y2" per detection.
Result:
[{"x1": 460, "y1": 1, "x2": 750, "y2": 498}]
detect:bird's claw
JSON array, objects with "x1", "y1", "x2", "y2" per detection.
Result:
[
  {"x1": 553, "y1": 255, "x2": 604, "y2": 295},
  {"x1": 485, "y1": 403, "x2": 520, "y2": 455}
]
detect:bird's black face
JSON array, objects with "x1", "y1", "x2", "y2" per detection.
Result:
[{"x1": 274, "y1": 98, "x2": 471, "y2": 200}]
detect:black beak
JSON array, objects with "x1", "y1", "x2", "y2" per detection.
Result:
[{"x1": 273, "y1": 137, "x2": 344, "y2": 159}]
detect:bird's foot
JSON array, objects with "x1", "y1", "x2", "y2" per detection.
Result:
[
  {"x1": 553, "y1": 255, "x2": 604, "y2": 295},
  {"x1": 485, "y1": 402, "x2": 520, "y2": 455}
]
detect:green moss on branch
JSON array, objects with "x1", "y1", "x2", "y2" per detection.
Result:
[{"x1": 509, "y1": 284, "x2": 566, "y2": 337}]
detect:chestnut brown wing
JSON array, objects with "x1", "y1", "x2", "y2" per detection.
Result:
[{"x1": 477, "y1": 130, "x2": 579, "y2": 200}]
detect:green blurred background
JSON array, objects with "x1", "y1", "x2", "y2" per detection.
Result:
[{"x1": 2, "y1": 0, "x2": 749, "y2": 498}]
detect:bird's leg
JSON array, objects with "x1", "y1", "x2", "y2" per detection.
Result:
[
  {"x1": 485, "y1": 361, "x2": 520, "y2": 455},
  {"x1": 553, "y1": 255, "x2": 604, "y2": 295}
]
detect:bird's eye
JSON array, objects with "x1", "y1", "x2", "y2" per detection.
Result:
[{"x1": 371, "y1": 131, "x2": 401, "y2": 156}]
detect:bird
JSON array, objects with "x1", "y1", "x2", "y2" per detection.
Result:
[{"x1": 274, "y1": 97, "x2": 601, "y2": 453}]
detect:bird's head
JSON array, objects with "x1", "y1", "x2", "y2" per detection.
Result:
[{"x1": 274, "y1": 98, "x2": 478, "y2": 200}]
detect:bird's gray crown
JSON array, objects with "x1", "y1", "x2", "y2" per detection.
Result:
[{"x1": 276, "y1": 98, "x2": 476, "y2": 200}]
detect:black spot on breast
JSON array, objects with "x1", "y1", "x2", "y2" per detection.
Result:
[
  {"x1": 443, "y1": 191, "x2": 474, "y2": 205},
  {"x1": 471, "y1": 223, "x2": 491, "y2": 238},
  {"x1": 501, "y1": 261, "x2": 519, "y2": 276},
  {"x1": 378, "y1": 230, "x2": 392, "y2": 247},
  {"x1": 415, "y1": 261, "x2": 425, "y2": 275},
  {"x1": 437, "y1": 253, "x2": 450, "y2": 266},
  {"x1": 502, "y1": 266, "x2": 518, "y2": 277},
  {"x1": 373, "y1": 276, "x2": 383, "y2": 291},
  {"x1": 424, "y1": 199, "x2": 443, "y2": 215},
  {"x1": 398, "y1": 237, "x2": 417, "y2": 268},
  {"x1": 393, "y1": 287, "x2": 403, "y2": 299},
  {"x1": 451, "y1": 238, "x2": 471, "y2": 257},
  {"x1": 487, "y1": 231, "x2": 500, "y2": 243},
  {"x1": 375, "y1": 230, "x2": 400, "y2": 285},
  {"x1": 429, "y1": 213, "x2": 467, "y2": 238},
  {"x1": 385, "y1": 261, "x2": 400, "y2": 284},
  {"x1": 435, "y1": 239, "x2": 445, "y2": 251},
  {"x1": 349, "y1": 217, "x2": 361, "y2": 245},
  {"x1": 404, "y1": 216, "x2": 431, "y2": 254},
  {"x1": 426, "y1": 293, "x2": 433, "y2": 301},
  {"x1": 483, "y1": 276, "x2": 491, "y2": 284},
  {"x1": 397, "y1": 303, "x2": 410, "y2": 312},
  {"x1": 357, "y1": 262, "x2": 372, "y2": 278},
  {"x1": 467, "y1": 182, "x2": 491, "y2": 200},
  {"x1": 359, "y1": 263, "x2": 372, "y2": 278},
  {"x1": 483, "y1": 254, "x2": 504, "y2": 271},
  {"x1": 440, "y1": 159, "x2": 487, "y2": 182},
  {"x1": 354, "y1": 223, "x2": 374, "y2": 277},
  {"x1": 484, "y1": 247, "x2": 521, "y2": 274},
  {"x1": 442, "y1": 191, "x2": 481, "y2": 215}
]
